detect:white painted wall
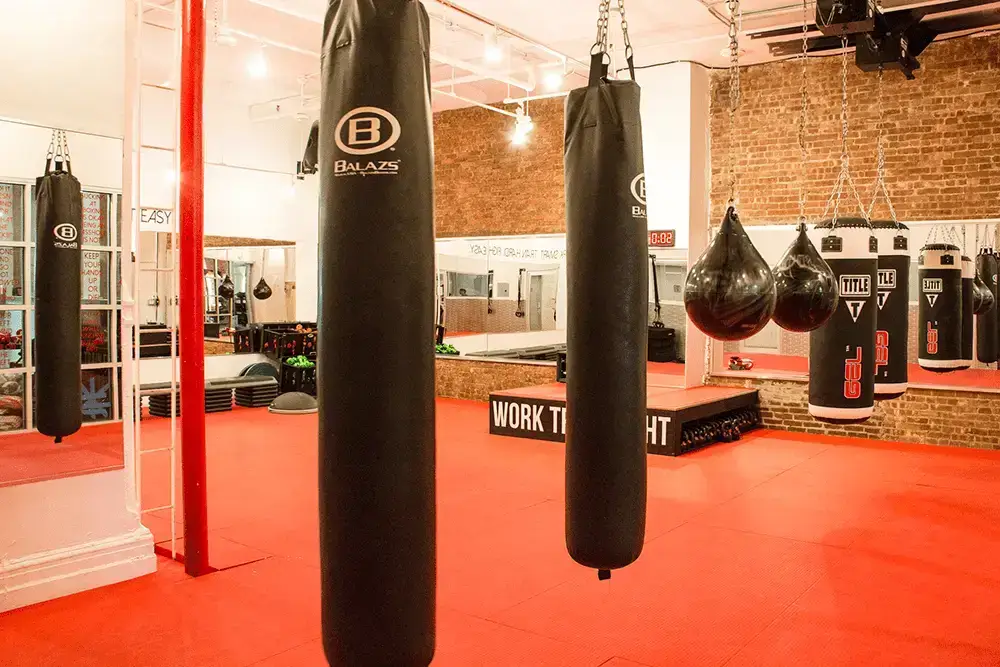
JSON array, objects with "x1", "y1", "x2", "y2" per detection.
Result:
[{"x1": 640, "y1": 62, "x2": 696, "y2": 248}]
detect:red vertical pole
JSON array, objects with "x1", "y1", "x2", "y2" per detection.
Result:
[{"x1": 179, "y1": 0, "x2": 209, "y2": 577}]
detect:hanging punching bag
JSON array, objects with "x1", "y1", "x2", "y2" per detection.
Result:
[
  {"x1": 565, "y1": 51, "x2": 647, "y2": 576},
  {"x1": 218, "y1": 275, "x2": 235, "y2": 300},
  {"x1": 318, "y1": 2, "x2": 435, "y2": 666},
  {"x1": 918, "y1": 243, "x2": 963, "y2": 372},
  {"x1": 685, "y1": 207, "x2": 776, "y2": 340},
  {"x1": 871, "y1": 220, "x2": 910, "y2": 400},
  {"x1": 976, "y1": 249, "x2": 999, "y2": 363},
  {"x1": 960, "y1": 256, "x2": 974, "y2": 370},
  {"x1": 808, "y1": 219, "x2": 877, "y2": 423},
  {"x1": 771, "y1": 223, "x2": 838, "y2": 332},
  {"x1": 252, "y1": 277, "x2": 272, "y2": 300},
  {"x1": 35, "y1": 157, "x2": 82, "y2": 442}
]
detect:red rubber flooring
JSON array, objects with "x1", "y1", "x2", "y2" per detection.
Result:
[
  {"x1": 0, "y1": 421, "x2": 124, "y2": 488},
  {"x1": 4, "y1": 401, "x2": 1000, "y2": 666}
]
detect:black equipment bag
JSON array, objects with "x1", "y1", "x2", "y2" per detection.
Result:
[
  {"x1": 977, "y1": 250, "x2": 999, "y2": 363},
  {"x1": 318, "y1": 2, "x2": 435, "y2": 665},
  {"x1": 808, "y1": 220, "x2": 877, "y2": 423},
  {"x1": 918, "y1": 243, "x2": 963, "y2": 372},
  {"x1": 35, "y1": 154, "x2": 82, "y2": 441},
  {"x1": 871, "y1": 221, "x2": 909, "y2": 399},
  {"x1": 564, "y1": 50, "x2": 647, "y2": 574}
]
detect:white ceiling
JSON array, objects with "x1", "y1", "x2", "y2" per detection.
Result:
[{"x1": 138, "y1": 0, "x2": 994, "y2": 120}]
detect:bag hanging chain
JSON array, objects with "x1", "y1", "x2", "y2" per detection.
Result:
[
  {"x1": 797, "y1": 0, "x2": 809, "y2": 227},
  {"x1": 592, "y1": 0, "x2": 611, "y2": 54},
  {"x1": 726, "y1": 0, "x2": 740, "y2": 208},
  {"x1": 617, "y1": 0, "x2": 634, "y2": 66},
  {"x1": 822, "y1": 36, "x2": 866, "y2": 229}
]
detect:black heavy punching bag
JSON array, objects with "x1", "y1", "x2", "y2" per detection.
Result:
[
  {"x1": 36, "y1": 157, "x2": 82, "y2": 441},
  {"x1": 771, "y1": 223, "x2": 838, "y2": 332},
  {"x1": 318, "y1": 2, "x2": 435, "y2": 665},
  {"x1": 685, "y1": 207, "x2": 776, "y2": 340},
  {"x1": 918, "y1": 243, "x2": 963, "y2": 372},
  {"x1": 976, "y1": 249, "x2": 999, "y2": 363},
  {"x1": 565, "y1": 52, "x2": 646, "y2": 575},
  {"x1": 960, "y1": 255, "x2": 974, "y2": 370},
  {"x1": 871, "y1": 221, "x2": 910, "y2": 400},
  {"x1": 808, "y1": 219, "x2": 877, "y2": 423}
]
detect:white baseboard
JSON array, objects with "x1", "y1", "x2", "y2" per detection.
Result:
[{"x1": 1, "y1": 526, "x2": 157, "y2": 613}]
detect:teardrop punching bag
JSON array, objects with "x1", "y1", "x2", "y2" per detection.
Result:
[
  {"x1": 972, "y1": 271, "x2": 993, "y2": 315},
  {"x1": 808, "y1": 219, "x2": 877, "y2": 423},
  {"x1": 771, "y1": 223, "x2": 838, "y2": 333},
  {"x1": 218, "y1": 275, "x2": 235, "y2": 300},
  {"x1": 565, "y1": 52, "x2": 646, "y2": 575},
  {"x1": 960, "y1": 256, "x2": 974, "y2": 370},
  {"x1": 684, "y1": 207, "x2": 776, "y2": 340},
  {"x1": 35, "y1": 159, "x2": 82, "y2": 441},
  {"x1": 918, "y1": 243, "x2": 963, "y2": 372},
  {"x1": 318, "y1": 2, "x2": 435, "y2": 665},
  {"x1": 976, "y1": 250, "x2": 999, "y2": 363},
  {"x1": 871, "y1": 221, "x2": 910, "y2": 400},
  {"x1": 252, "y1": 277, "x2": 272, "y2": 300}
]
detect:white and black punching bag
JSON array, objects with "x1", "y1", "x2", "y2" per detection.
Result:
[
  {"x1": 976, "y1": 249, "x2": 998, "y2": 363},
  {"x1": 35, "y1": 158, "x2": 82, "y2": 441},
  {"x1": 318, "y1": 2, "x2": 435, "y2": 665},
  {"x1": 871, "y1": 221, "x2": 909, "y2": 400},
  {"x1": 808, "y1": 219, "x2": 877, "y2": 423},
  {"x1": 565, "y1": 52, "x2": 647, "y2": 578},
  {"x1": 960, "y1": 256, "x2": 974, "y2": 370},
  {"x1": 918, "y1": 243, "x2": 963, "y2": 372}
]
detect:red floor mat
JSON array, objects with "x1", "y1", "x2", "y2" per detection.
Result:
[{"x1": 4, "y1": 407, "x2": 1000, "y2": 666}]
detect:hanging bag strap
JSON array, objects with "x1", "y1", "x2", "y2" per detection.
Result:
[{"x1": 589, "y1": 0, "x2": 636, "y2": 84}]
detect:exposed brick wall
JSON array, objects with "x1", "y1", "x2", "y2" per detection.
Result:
[
  {"x1": 433, "y1": 98, "x2": 565, "y2": 238},
  {"x1": 710, "y1": 375, "x2": 1000, "y2": 449},
  {"x1": 709, "y1": 33, "x2": 1000, "y2": 224},
  {"x1": 435, "y1": 357, "x2": 556, "y2": 402}
]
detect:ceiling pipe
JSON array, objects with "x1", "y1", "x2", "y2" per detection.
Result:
[
  {"x1": 431, "y1": 50, "x2": 535, "y2": 91},
  {"x1": 432, "y1": 89, "x2": 519, "y2": 117},
  {"x1": 426, "y1": 0, "x2": 586, "y2": 68},
  {"x1": 503, "y1": 91, "x2": 570, "y2": 104}
]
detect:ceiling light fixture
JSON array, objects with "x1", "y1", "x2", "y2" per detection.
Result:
[
  {"x1": 511, "y1": 104, "x2": 534, "y2": 146},
  {"x1": 247, "y1": 45, "x2": 268, "y2": 79},
  {"x1": 484, "y1": 30, "x2": 504, "y2": 64},
  {"x1": 543, "y1": 69, "x2": 565, "y2": 92}
]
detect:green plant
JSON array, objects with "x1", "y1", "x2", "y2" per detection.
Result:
[
  {"x1": 285, "y1": 355, "x2": 315, "y2": 369},
  {"x1": 435, "y1": 343, "x2": 459, "y2": 356}
]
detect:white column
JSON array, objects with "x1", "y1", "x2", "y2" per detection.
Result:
[{"x1": 638, "y1": 62, "x2": 717, "y2": 388}]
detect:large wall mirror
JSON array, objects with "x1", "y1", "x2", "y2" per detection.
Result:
[
  {"x1": 717, "y1": 220, "x2": 1000, "y2": 392},
  {"x1": 136, "y1": 233, "x2": 296, "y2": 355},
  {"x1": 435, "y1": 234, "x2": 688, "y2": 370}
]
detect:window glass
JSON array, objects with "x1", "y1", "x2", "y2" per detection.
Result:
[
  {"x1": 0, "y1": 183, "x2": 24, "y2": 242},
  {"x1": 448, "y1": 272, "x2": 488, "y2": 297},
  {"x1": 0, "y1": 247, "x2": 25, "y2": 305},
  {"x1": 0, "y1": 371, "x2": 25, "y2": 431},
  {"x1": 0, "y1": 310, "x2": 25, "y2": 370},
  {"x1": 82, "y1": 251, "x2": 111, "y2": 305}
]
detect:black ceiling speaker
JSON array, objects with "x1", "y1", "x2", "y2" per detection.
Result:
[
  {"x1": 816, "y1": 0, "x2": 875, "y2": 36},
  {"x1": 253, "y1": 277, "x2": 273, "y2": 300}
]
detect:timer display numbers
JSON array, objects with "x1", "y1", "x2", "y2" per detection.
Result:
[{"x1": 648, "y1": 230, "x2": 675, "y2": 248}]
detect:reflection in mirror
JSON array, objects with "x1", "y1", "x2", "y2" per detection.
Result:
[
  {"x1": 0, "y1": 179, "x2": 124, "y2": 487},
  {"x1": 204, "y1": 245, "x2": 296, "y2": 344},
  {"x1": 434, "y1": 235, "x2": 692, "y2": 386},
  {"x1": 436, "y1": 235, "x2": 566, "y2": 361},
  {"x1": 722, "y1": 220, "x2": 1000, "y2": 392}
]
